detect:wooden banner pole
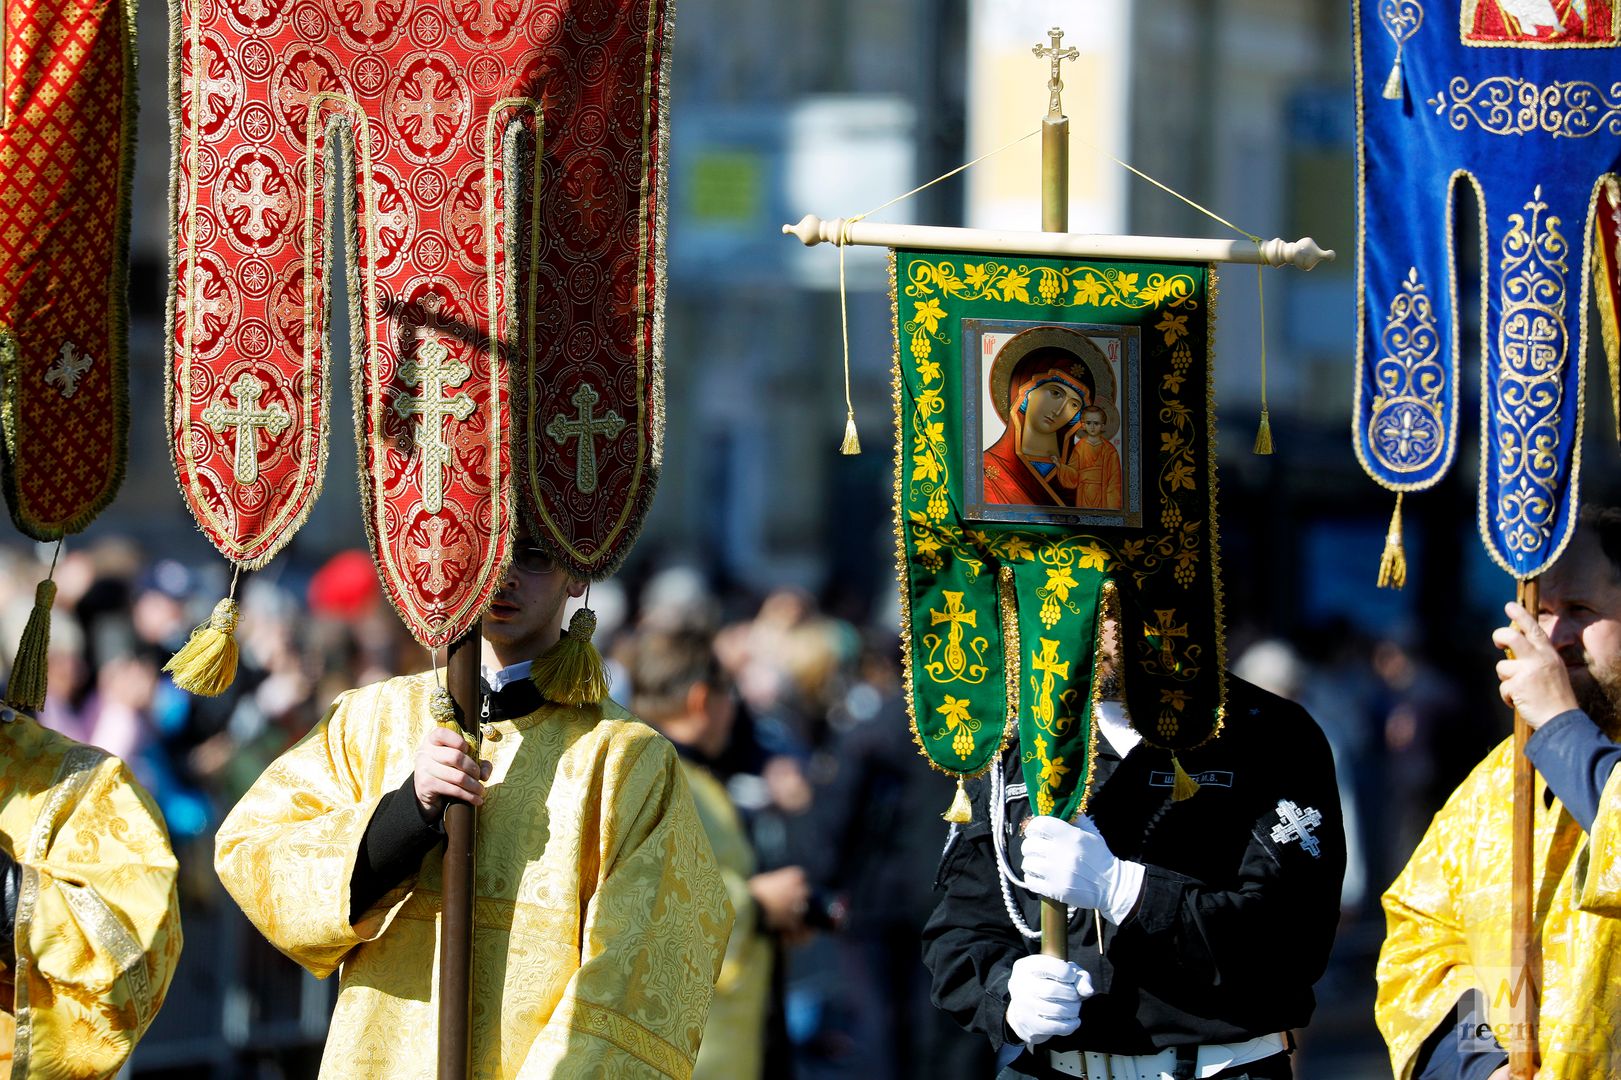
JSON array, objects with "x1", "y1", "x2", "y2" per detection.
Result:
[
  {"x1": 438, "y1": 624, "x2": 481, "y2": 1079},
  {"x1": 1036, "y1": 24, "x2": 1074, "y2": 962},
  {"x1": 1509, "y1": 578, "x2": 1539, "y2": 1080}
]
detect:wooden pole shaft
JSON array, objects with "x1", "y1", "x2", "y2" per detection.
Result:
[
  {"x1": 1038, "y1": 98, "x2": 1070, "y2": 964},
  {"x1": 1042, "y1": 117, "x2": 1069, "y2": 235},
  {"x1": 1510, "y1": 578, "x2": 1539, "y2": 1080},
  {"x1": 438, "y1": 625, "x2": 481, "y2": 1080}
]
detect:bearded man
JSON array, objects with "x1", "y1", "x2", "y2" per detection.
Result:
[{"x1": 1378, "y1": 504, "x2": 1621, "y2": 1078}]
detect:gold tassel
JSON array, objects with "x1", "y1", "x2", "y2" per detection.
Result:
[
  {"x1": 530, "y1": 607, "x2": 610, "y2": 706},
  {"x1": 1378, "y1": 493, "x2": 1407, "y2": 590},
  {"x1": 1252, "y1": 406, "x2": 1274, "y2": 455},
  {"x1": 1382, "y1": 53, "x2": 1404, "y2": 100},
  {"x1": 163, "y1": 597, "x2": 241, "y2": 696},
  {"x1": 840, "y1": 410, "x2": 861, "y2": 455},
  {"x1": 6, "y1": 579, "x2": 57, "y2": 710},
  {"x1": 942, "y1": 777, "x2": 972, "y2": 823},
  {"x1": 1170, "y1": 755, "x2": 1200, "y2": 802},
  {"x1": 429, "y1": 685, "x2": 458, "y2": 727}
]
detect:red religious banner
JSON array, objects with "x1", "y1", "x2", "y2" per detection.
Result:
[
  {"x1": 0, "y1": 0, "x2": 131, "y2": 540},
  {"x1": 169, "y1": 0, "x2": 672, "y2": 648}
]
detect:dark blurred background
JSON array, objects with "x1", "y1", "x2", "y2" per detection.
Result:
[{"x1": 7, "y1": 0, "x2": 1618, "y2": 1076}]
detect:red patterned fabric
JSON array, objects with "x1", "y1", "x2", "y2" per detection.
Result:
[
  {"x1": 0, "y1": 0, "x2": 131, "y2": 539},
  {"x1": 169, "y1": 0, "x2": 670, "y2": 647}
]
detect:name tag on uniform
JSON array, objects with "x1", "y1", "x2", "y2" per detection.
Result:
[{"x1": 1148, "y1": 769, "x2": 1233, "y2": 789}]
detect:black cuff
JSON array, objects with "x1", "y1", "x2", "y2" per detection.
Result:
[
  {"x1": 0, "y1": 847, "x2": 18, "y2": 963},
  {"x1": 349, "y1": 773, "x2": 444, "y2": 923},
  {"x1": 1128, "y1": 864, "x2": 1188, "y2": 934},
  {"x1": 1413, "y1": 991, "x2": 1506, "y2": 1080}
]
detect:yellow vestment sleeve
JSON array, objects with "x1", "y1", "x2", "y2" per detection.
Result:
[
  {"x1": 215, "y1": 684, "x2": 416, "y2": 978},
  {"x1": 7, "y1": 747, "x2": 182, "y2": 1080},
  {"x1": 525, "y1": 737, "x2": 734, "y2": 1079},
  {"x1": 1376, "y1": 764, "x2": 1481, "y2": 1080},
  {"x1": 1574, "y1": 754, "x2": 1621, "y2": 916}
]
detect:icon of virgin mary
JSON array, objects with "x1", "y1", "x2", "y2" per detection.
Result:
[{"x1": 982, "y1": 328, "x2": 1118, "y2": 509}]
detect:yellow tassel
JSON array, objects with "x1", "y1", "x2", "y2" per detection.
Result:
[
  {"x1": 6, "y1": 579, "x2": 57, "y2": 710},
  {"x1": 530, "y1": 607, "x2": 610, "y2": 706},
  {"x1": 1382, "y1": 53, "x2": 1404, "y2": 100},
  {"x1": 1252, "y1": 407, "x2": 1274, "y2": 455},
  {"x1": 163, "y1": 597, "x2": 240, "y2": 696},
  {"x1": 942, "y1": 777, "x2": 972, "y2": 823},
  {"x1": 1378, "y1": 494, "x2": 1407, "y2": 590},
  {"x1": 429, "y1": 685, "x2": 458, "y2": 727},
  {"x1": 1170, "y1": 755, "x2": 1200, "y2": 802},
  {"x1": 840, "y1": 410, "x2": 861, "y2": 455}
]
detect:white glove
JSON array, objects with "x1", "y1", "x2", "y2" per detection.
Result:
[
  {"x1": 1021, "y1": 815, "x2": 1145, "y2": 925},
  {"x1": 1005, "y1": 954, "x2": 1093, "y2": 1045}
]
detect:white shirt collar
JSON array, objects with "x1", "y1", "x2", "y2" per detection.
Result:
[
  {"x1": 481, "y1": 660, "x2": 533, "y2": 692},
  {"x1": 1095, "y1": 699, "x2": 1142, "y2": 759}
]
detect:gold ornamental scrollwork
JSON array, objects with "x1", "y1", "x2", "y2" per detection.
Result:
[
  {"x1": 1430, "y1": 76, "x2": 1621, "y2": 137},
  {"x1": 1370, "y1": 267, "x2": 1445, "y2": 473},
  {"x1": 1495, "y1": 185, "x2": 1569, "y2": 559}
]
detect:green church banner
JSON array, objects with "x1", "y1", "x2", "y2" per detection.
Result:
[{"x1": 894, "y1": 249, "x2": 1226, "y2": 822}]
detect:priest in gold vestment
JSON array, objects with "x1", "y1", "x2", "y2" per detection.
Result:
[
  {"x1": 1378, "y1": 507, "x2": 1621, "y2": 1078},
  {"x1": 215, "y1": 544, "x2": 733, "y2": 1079},
  {"x1": 1, "y1": 707, "x2": 183, "y2": 1079}
]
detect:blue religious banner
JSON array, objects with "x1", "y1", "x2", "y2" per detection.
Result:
[{"x1": 1354, "y1": 0, "x2": 1621, "y2": 583}]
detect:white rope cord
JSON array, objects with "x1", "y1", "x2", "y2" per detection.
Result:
[{"x1": 990, "y1": 758, "x2": 1075, "y2": 940}]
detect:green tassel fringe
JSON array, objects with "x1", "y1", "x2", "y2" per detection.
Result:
[{"x1": 6, "y1": 579, "x2": 56, "y2": 710}]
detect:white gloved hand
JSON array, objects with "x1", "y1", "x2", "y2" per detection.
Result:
[
  {"x1": 1021, "y1": 814, "x2": 1146, "y2": 925},
  {"x1": 1005, "y1": 954, "x2": 1094, "y2": 1045}
]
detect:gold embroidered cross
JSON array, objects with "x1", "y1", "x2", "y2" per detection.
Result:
[
  {"x1": 471, "y1": 0, "x2": 502, "y2": 37},
  {"x1": 1031, "y1": 26, "x2": 1079, "y2": 119},
  {"x1": 929, "y1": 591, "x2": 979, "y2": 676},
  {"x1": 202, "y1": 372, "x2": 291, "y2": 486},
  {"x1": 1145, "y1": 608, "x2": 1189, "y2": 674},
  {"x1": 1030, "y1": 638, "x2": 1071, "y2": 729},
  {"x1": 546, "y1": 383, "x2": 625, "y2": 494},
  {"x1": 394, "y1": 338, "x2": 475, "y2": 514},
  {"x1": 393, "y1": 69, "x2": 462, "y2": 145},
  {"x1": 219, "y1": 159, "x2": 292, "y2": 242}
]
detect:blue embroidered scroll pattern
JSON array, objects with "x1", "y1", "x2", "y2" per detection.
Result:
[
  {"x1": 1371, "y1": 268, "x2": 1445, "y2": 474},
  {"x1": 1433, "y1": 76, "x2": 1621, "y2": 137},
  {"x1": 1495, "y1": 186, "x2": 1569, "y2": 561}
]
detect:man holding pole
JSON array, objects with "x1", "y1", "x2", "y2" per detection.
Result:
[
  {"x1": 215, "y1": 537, "x2": 733, "y2": 1079},
  {"x1": 923, "y1": 621, "x2": 1346, "y2": 1080},
  {"x1": 1378, "y1": 504, "x2": 1621, "y2": 1079}
]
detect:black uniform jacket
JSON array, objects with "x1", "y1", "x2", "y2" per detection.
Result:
[{"x1": 922, "y1": 676, "x2": 1346, "y2": 1059}]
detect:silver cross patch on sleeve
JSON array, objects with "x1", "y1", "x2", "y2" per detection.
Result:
[{"x1": 1268, "y1": 799, "x2": 1323, "y2": 858}]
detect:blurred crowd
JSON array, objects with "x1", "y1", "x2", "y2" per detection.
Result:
[{"x1": 0, "y1": 533, "x2": 1512, "y2": 1078}]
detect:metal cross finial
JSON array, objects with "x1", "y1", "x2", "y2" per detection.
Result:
[{"x1": 1032, "y1": 26, "x2": 1079, "y2": 119}]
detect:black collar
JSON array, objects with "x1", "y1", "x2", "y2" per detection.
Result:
[{"x1": 483, "y1": 676, "x2": 544, "y2": 722}]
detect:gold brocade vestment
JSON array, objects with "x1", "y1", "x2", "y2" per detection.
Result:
[
  {"x1": 1377, "y1": 736, "x2": 1621, "y2": 1077},
  {"x1": 215, "y1": 673, "x2": 733, "y2": 1080},
  {"x1": 680, "y1": 760, "x2": 770, "y2": 1080},
  {"x1": 0, "y1": 714, "x2": 183, "y2": 1079}
]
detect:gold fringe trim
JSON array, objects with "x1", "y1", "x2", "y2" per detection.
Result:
[
  {"x1": 530, "y1": 607, "x2": 610, "y2": 706},
  {"x1": 1378, "y1": 492, "x2": 1407, "y2": 590},
  {"x1": 942, "y1": 777, "x2": 972, "y2": 823},
  {"x1": 840, "y1": 410, "x2": 861, "y2": 455},
  {"x1": 6, "y1": 578, "x2": 57, "y2": 710},
  {"x1": 164, "y1": 596, "x2": 240, "y2": 696},
  {"x1": 1170, "y1": 754, "x2": 1200, "y2": 802}
]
